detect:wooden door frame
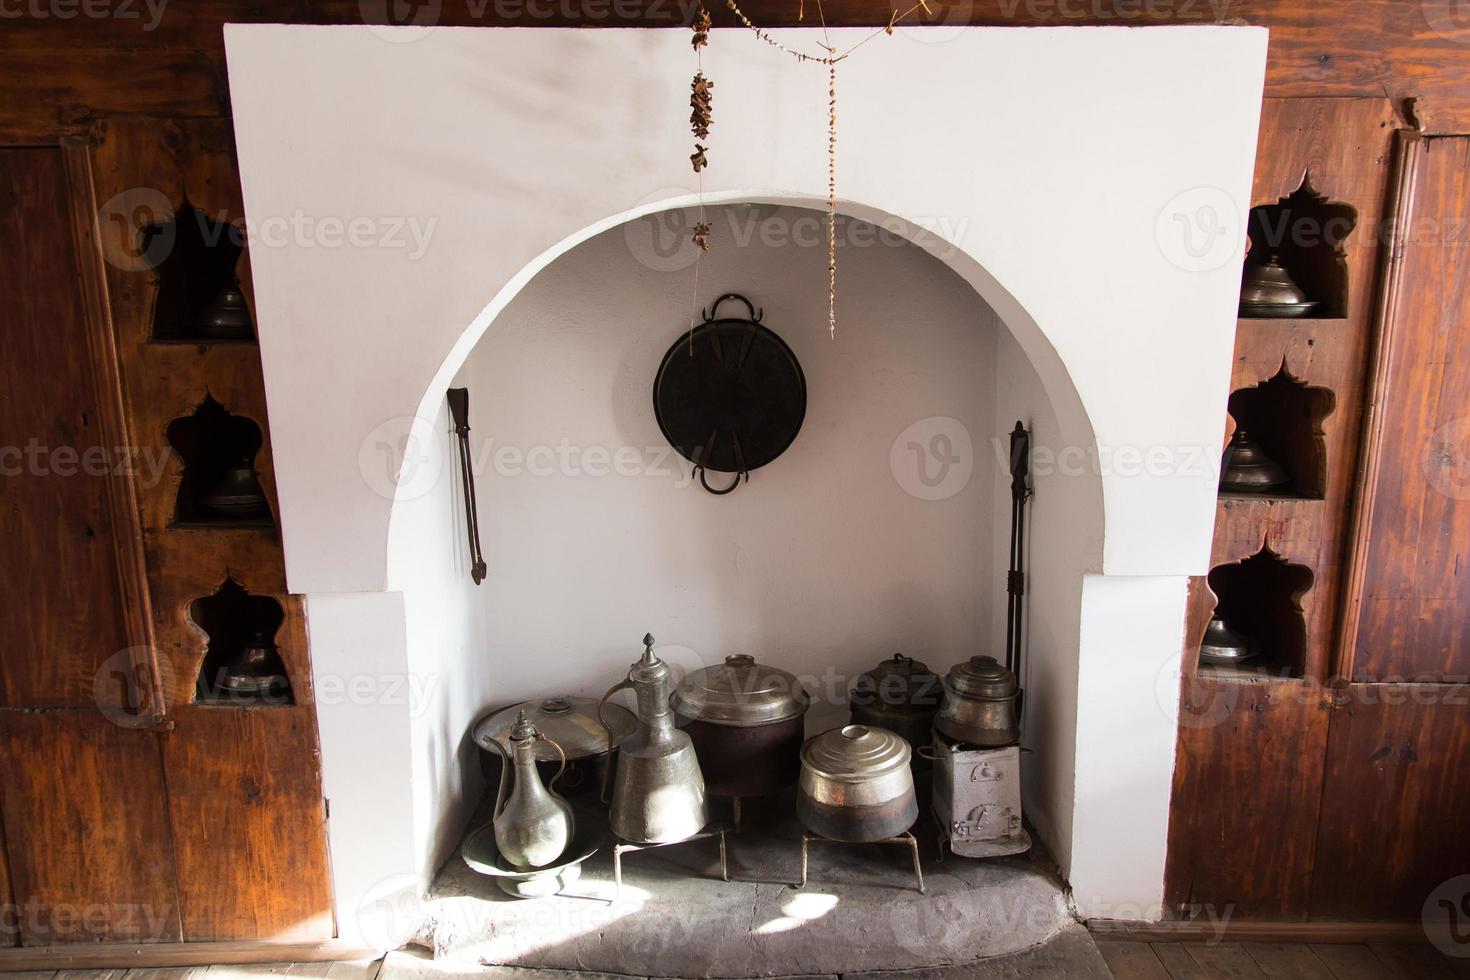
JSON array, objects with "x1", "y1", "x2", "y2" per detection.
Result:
[
  {"x1": 1333, "y1": 130, "x2": 1425, "y2": 682},
  {"x1": 54, "y1": 137, "x2": 165, "y2": 722}
]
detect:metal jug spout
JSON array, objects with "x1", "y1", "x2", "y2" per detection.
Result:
[{"x1": 600, "y1": 633, "x2": 708, "y2": 844}]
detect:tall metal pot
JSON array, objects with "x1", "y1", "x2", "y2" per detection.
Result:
[
  {"x1": 934, "y1": 655, "x2": 1021, "y2": 748},
  {"x1": 848, "y1": 654, "x2": 942, "y2": 764}
]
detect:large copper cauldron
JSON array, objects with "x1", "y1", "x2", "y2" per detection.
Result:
[{"x1": 670, "y1": 654, "x2": 810, "y2": 799}]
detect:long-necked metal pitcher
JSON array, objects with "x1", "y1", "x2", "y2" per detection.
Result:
[
  {"x1": 488, "y1": 709, "x2": 575, "y2": 869},
  {"x1": 600, "y1": 634, "x2": 708, "y2": 844}
]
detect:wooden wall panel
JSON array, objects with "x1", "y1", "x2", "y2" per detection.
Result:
[
  {"x1": 1209, "y1": 99, "x2": 1395, "y2": 682},
  {"x1": 1165, "y1": 675, "x2": 1332, "y2": 920},
  {"x1": 162, "y1": 707, "x2": 334, "y2": 942},
  {"x1": 0, "y1": 712, "x2": 181, "y2": 945},
  {"x1": 1311, "y1": 685, "x2": 1470, "y2": 919},
  {"x1": 0, "y1": 815, "x2": 14, "y2": 947},
  {"x1": 83, "y1": 117, "x2": 335, "y2": 941},
  {"x1": 0, "y1": 147, "x2": 133, "y2": 709},
  {"x1": 1343, "y1": 136, "x2": 1470, "y2": 682}
]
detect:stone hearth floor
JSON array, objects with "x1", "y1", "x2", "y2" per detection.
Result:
[{"x1": 407, "y1": 799, "x2": 1105, "y2": 979}]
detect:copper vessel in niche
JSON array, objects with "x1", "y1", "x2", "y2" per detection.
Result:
[
  {"x1": 1198, "y1": 616, "x2": 1256, "y2": 667},
  {"x1": 1219, "y1": 430, "x2": 1289, "y2": 493},
  {"x1": 1239, "y1": 254, "x2": 1317, "y2": 317}
]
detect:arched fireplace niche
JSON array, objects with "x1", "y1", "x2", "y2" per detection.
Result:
[{"x1": 223, "y1": 23, "x2": 1268, "y2": 945}]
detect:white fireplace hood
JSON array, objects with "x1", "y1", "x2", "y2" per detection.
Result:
[{"x1": 225, "y1": 23, "x2": 1266, "y2": 942}]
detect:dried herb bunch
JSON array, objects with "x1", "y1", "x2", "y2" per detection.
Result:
[{"x1": 690, "y1": 2, "x2": 712, "y2": 173}]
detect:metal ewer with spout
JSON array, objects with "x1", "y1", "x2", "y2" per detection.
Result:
[
  {"x1": 487, "y1": 709, "x2": 575, "y2": 870},
  {"x1": 600, "y1": 633, "x2": 708, "y2": 844}
]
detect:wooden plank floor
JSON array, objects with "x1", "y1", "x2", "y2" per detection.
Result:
[{"x1": 1099, "y1": 942, "x2": 1470, "y2": 980}]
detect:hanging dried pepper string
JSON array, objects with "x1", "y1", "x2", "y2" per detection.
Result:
[
  {"x1": 689, "y1": 0, "x2": 713, "y2": 352},
  {"x1": 721, "y1": 0, "x2": 933, "y2": 336}
]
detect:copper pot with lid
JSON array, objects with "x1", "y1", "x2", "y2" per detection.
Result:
[
  {"x1": 474, "y1": 696, "x2": 637, "y2": 796},
  {"x1": 935, "y1": 655, "x2": 1021, "y2": 748},
  {"x1": 670, "y1": 653, "x2": 810, "y2": 799},
  {"x1": 1198, "y1": 616, "x2": 1256, "y2": 667},
  {"x1": 797, "y1": 725, "x2": 918, "y2": 842},
  {"x1": 848, "y1": 654, "x2": 942, "y2": 764}
]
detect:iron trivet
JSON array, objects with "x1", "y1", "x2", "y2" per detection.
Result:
[
  {"x1": 796, "y1": 830, "x2": 926, "y2": 894},
  {"x1": 612, "y1": 825, "x2": 730, "y2": 901}
]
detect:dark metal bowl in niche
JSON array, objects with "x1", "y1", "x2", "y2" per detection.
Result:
[{"x1": 653, "y1": 293, "x2": 806, "y2": 495}]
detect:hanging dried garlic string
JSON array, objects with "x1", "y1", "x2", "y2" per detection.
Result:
[{"x1": 720, "y1": 0, "x2": 934, "y2": 337}]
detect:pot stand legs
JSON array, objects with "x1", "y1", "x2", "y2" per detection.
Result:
[
  {"x1": 796, "y1": 831, "x2": 925, "y2": 894},
  {"x1": 612, "y1": 826, "x2": 729, "y2": 902}
]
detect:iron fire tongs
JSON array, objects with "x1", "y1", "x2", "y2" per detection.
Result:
[
  {"x1": 447, "y1": 387, "x2": 488, "y2": 585},
  {"x1": 1005, "y1": 421, "x2": 1033, "y2": 717}
]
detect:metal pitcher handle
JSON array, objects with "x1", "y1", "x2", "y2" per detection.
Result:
[
  {"x1": 597, "y1": 679, "x2": 631, "y2": 804},
  {"x1": 538, "y1": 733, "x2": 569, "y2": 793}
]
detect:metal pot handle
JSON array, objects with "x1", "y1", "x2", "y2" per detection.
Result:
[{"x1": 916, "y1": 744, "x2": 943, "y2": 762}]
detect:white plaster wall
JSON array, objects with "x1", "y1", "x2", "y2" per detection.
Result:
[
  {"x1": 223, "y1": 23, "x2": 1268, "y2": 937},
  {"x1": 458, "y1": 204, "x2": 998, "y2": 737},
  {"x1": 991, "y1": 328, "x2": 1094, "y2": 877}
]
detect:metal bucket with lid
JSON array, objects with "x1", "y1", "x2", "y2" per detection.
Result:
[
  {"x1": 934, "y1": 655, "x2": 1021, "y2": 748},
  {"x1": 797, "y1": 724, "x2": 918, "y2": 842},
  {"x1": 670, "y1": 653, "x2": 810, "y2": 799}
]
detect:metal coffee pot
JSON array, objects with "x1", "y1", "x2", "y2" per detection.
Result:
[
  {"x1": 600, "y1": 634, "x2": 708, "y2": 844},
  {"x1": 488, "y1": 709, "x2": 575, "y2": 870},
  {"x1": 935, "y1": 656, "x2": 1021, "y2": 748}
]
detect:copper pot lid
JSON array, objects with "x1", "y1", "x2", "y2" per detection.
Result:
[
  {"x1": 474, "y1": 696, "x2": 635, "y2": 762},
  {"x1": 800, "y1": 724, "x2": 911, "y2": 782},
  {"x1": 850, "y1": 653, "x2": 942, "y2": 708},
  {"x1": 943, "y1": 655, "x2": 1019, "y2": 701},
  {"x1": 1220, "y1": 430, "x2": 1289, "y2": 491},
  {"x1": 670, "y1": 654, "x2": 810, "y2": 727}
]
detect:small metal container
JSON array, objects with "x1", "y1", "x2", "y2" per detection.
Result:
[
  {"x1": 848, "y1": 654, "x2": 942, "y2": 762},
  {"x1": 1239, "y1": 254, "x2": 1316, "y2": 317},
  {"x1": 1198, "y1": 616, "x2": 1256, "y2": 667},
  {"x1": 474, "y1": 696, "x2": 636, "y2": 796},
  {"x1": 935, "y1": 656, "x2": 1021, "y2": 748},
  {"x1": 670, "y1": 654, "x2": 810, "y2": 798},
  {"x1": 797, "y1": 725, "x2": 918, "y2": 842},
  {"x1": 1219, "y1": 430, "x2": 1289, "y2": 493}
]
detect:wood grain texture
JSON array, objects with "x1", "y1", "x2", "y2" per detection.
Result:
[
  {"x1": 1243, "y1": 942, "x2": 1336, "y2": 979},
  {"x1": 161, "y1": 707, "x2": 333, "y2": 942},
  {"x1": 1310, "y1": 685, "x2": 1470, "y2": 920},
  {"x1": 1165, "y1": 675, "x2": 1333, "y2": 920},
  {"x1": 1341, "y1": 135, "x2": 1470, "y2": 683},
  {"x1": 2, "y1": 2, "x2": 1470, "y2": 137},
  {"x1": 1, "y1": 811, "x2": 14, "y2": 948},
  {"x1": 1194, "y1": 98, "x2": 1398, "y2": 683},
  {"x1": 0, "y1": 147, "x2": 133, "y2": 709},
  {"x1": 1308, "y1": 943, "x2": 1405, "y2": 979},
  {"x1": 0, "y1": 711, "x2": 181, "y2": 945},
  {"x1": 84, "y1": 118, "x2": 333, "y2": 940},
  {"x1": 1098, "y1": 941, "x2": 1173, "y2": 980},
  {"x1": 0, "y1": 943, "x2": 378, "y2": 972}
]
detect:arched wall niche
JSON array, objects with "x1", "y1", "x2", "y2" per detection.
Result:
[
  {"x1": 224, "y1": 22, "x2": 1268, "y2": 940},
  {"x1": 382, "y1": 200, "x2": 1099, "y2": 909}
]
